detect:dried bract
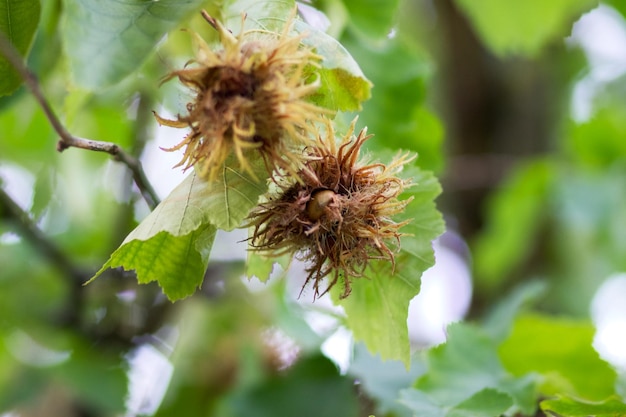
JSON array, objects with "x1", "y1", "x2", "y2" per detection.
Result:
[
  {"x1": 247, "y1": 120, "x2": 414, "y2": 299},
  {"x1": 155, "y1": 11, "x2": 329, "y2": 181}
]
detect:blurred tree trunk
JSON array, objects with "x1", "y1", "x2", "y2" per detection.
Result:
[
  {"x1": 435, "y1": 0, "x2": 555, "y2": 236},
  {"x1": 430, "y1": 0, "x2": 570, "y2": 313}
]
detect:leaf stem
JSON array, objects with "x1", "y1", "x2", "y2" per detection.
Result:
[{"x1": 0, "y1": 31, "x2": 160, "y2": 210}]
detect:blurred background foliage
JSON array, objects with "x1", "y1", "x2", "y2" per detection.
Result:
[{"x1": 2, "y1": 0, "x2": 626, "y2": 416}]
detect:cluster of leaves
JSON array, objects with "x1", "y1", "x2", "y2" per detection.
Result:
[
  {"x1": 401, "y1": 311, "x2": 621, "y2": 417},
  {"x1": 78, "y1": 0, "x2": 444, "y2": 366},
  {"x1": 2, "y1": 0, "x2": 626, "y2": 416}
]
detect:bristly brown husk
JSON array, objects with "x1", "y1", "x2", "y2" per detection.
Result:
[
  {"x1": 155, "y1": 10, "x2": 330, "y2": 181},
  {"x1": 247, "y1": 119, "x2": 415, "y2": 299}
]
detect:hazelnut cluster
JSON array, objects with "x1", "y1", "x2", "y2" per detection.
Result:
[
  {"x1": 247, "y1": 120, "x2": 413, "y2": 298},
  {"x1": 156, "y1": 12, "x2": 328, "y2": 181},
  {"x1": 161, "y1": 12, "x2": 413, "y2": 298}
]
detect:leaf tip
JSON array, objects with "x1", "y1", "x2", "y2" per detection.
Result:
[{"x1": 84, "y1": 261, "x2": 114, "y2": 286}]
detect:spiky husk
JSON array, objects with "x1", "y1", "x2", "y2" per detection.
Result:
[
  {"x1": 155, "y1": 11, "x2": 330, "y2": 181},
  {"x1": 247, "y1": 119, "x2": 414, "y2": 299}
]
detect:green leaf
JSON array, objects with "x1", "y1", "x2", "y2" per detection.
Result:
[
  {"x1": 31, "y1": 166, "x2": 55, "y2": 219},
  {"x1": 245, "y1": 250, "x2": 276, "y2": 283},
  {"x1": 125, "y1": 163, "x2": 267, "y2": 237},
  {"x1": 604, "y1": 0, "x2": 626, "y2": 19},
  {"x1": 335, "y1": 262, "x2": 418, "y2": 366},
  {"x1": 0, "y1": 331, "x2": 127, "y2": 413},
  {"x1": 454, "y1": 0, "x2": 598, "y2": 56},
  {"x1": 448, "y1": 388, "x2": 514, "y2": 417},
  {"x1": 203, "y1": 161, "x2": 269, "y2": 231},
  {"x1": 567, "y1": 106, "x2": 626, "y2": 169},
  {"x1": 548, "y1": 167, "x2": 626, "y2": 315},
  {"x1": 245, "y1": 249, "x2": 291, "y2": 283},
  {"x1": 93, "y1": 225, "x2": 216, "y2": 301},
  {"x1": 0, "y1": 244, "x2": 67, "y2": 327},
  {"x1": 499, "y1": 313, "x2": 617, "y2": 400},
  {"x1": 61, "y1": 0, "x2": 205, "y2": 89},
  {"x1": 56, "y1": 338, "x2": 128, "y2": 413},
  {"x1": 91, "y1": 156, "x2": 266, "y2": 299},
  {"x1": 0, "y1": 95, "x2": 57, "y2": 169},
  {"x1": 401, "y1": 388, "x2": 514, "y2": 417},
  {"x1": 0, "y1": 0, "x2": 41, "y2": 96},
  {"x1": 416, "y1": 323, "x2": 507, "y2": 403},
  {"x1": 224, "y1": 1, "x2": 371, "y2": 111},
  {"x1": 400, "y1": 389, "x2": 446, "y2": 417},
  {"x1": 340, "y1": 32, "x2": 443, "y2": 172},
  {"x1": 119, "y1": 173, "x2": 215, "y2": 238},
  {"x1": 227, "y1": 354, "x2": 360, "y2": 417},
  {"x1": 224, "y1": 0, "x2": 295, "y2": 32},
  {"x1": 313, "y1": 64, "x2": 372, "y2": 112},
  {"x1": 334, "y1": 165, "x2": 444, "y2": 366},
  {"x1": 541, "y1": 396, "x2": 626, "y2": 417},
  {"x1": 348, "y1": 343, "x2": 425, "y2": 416},
  {"x1": 473, "y1": 160, "x2": 555, "y2": 292},
  {"x1": 410, "y1": 323, "x2": 537, "y2": 415},
  {"x1": 343, "y1": 0, "x2": 401, "y2": 40},
  {"x1": 296, "y1": 20, "x2": 372, "y2": 111},
  {"x1": 482, "y1": 280, "x2": 548, "y2": 343}
]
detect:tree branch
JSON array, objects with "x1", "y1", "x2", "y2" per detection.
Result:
[
  {"x1": 0, "y1": 185, "x2": 138, "y2": 335},
  {"x1": 0, "y1": 187, "x2": 86, "y2": 283},
  {"x1": 0, "y1": 31, "x2": 160, "y2": 210},
  {"x1": 57, "y1": 136, "x2": 160, "y2": 209}
]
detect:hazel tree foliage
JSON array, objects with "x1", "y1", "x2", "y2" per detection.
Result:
[{"x1": 1, "y1": 0, "x2": 625, "y2": 416}]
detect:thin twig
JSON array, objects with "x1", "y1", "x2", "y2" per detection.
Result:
[
  {"x1": 0, "y1": 31, "x2": 160, "y2": 210},
  {"x1": 132, "y1": 91, "x2": 156, "y2": 155},
  {"x1": 108, "y1": 91, "x2": 157, "y2": 250},
  {"x1": 57, "y1": 135, "x2": 160, "y2": 209}
]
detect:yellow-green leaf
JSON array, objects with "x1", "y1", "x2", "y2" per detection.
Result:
[
  {"x1": 454, "y1": 0, "x2": 598, "y2": 56},
  {"x1": 499, "y1": 313, "x2": 617, "y2": 400},
  {"x1": 541, "y1": 396, "x2": 626, "y2": 417},
  {"x1": 93, "y1": 225, "x2": 216, "y2": 301},
  {"x1": 334, "y1": 165, "x2": 444, "y2": 366}
]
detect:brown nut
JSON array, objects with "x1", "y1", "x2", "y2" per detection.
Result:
[{"x1": 306, "y1": 189, "x2": 336, "y2": 221}]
